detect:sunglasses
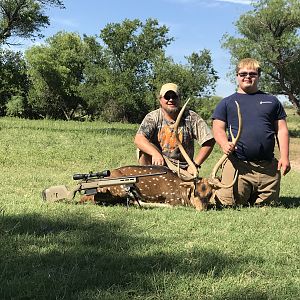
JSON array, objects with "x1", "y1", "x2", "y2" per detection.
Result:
[
  {"x1": 238, "y1": 72, "x2": 259, "y2": 78},
  {"x1": 164, "y1": 92, "x2": 178, "y2": 100}
]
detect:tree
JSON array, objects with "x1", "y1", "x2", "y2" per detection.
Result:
[
  {"x1": 222, "y1": 0, "x2": 300, "y2": 115},
  {"x1": 82, "y1": 18, "x2": 218, "y2": 123},
  {"x1": 76, "y1": 35, "x2": 109, "y2": 119},
  {"x1": 23, "y1": 18, "x2": 219, "y2": 122},
  {"x1": 152, "y1": 50, "x2": 218, "y2": 99},
  {"x1": 0, "y1": 0, "x2": 64, "y2": 45},
  {"x1": 0, "y1": 49, "x2": 29, "y2": 116},
  {"x1": 195, "y1": 96, "x2": 222, "y2": 121},
  {"x1": 25, "y1": 31, "x2": 88, "y2": 119},
  {"x1": 82, "y1": 18, "x2": 174, "y2": 123}
]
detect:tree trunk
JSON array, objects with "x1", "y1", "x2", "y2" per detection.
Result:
[{"x1": 287, "y1": 92, "x2": 300, "y2": 116}]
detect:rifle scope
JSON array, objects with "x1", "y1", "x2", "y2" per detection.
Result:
[{"x1": 73, "y1": 170, "x2": 111, "y2": 180}]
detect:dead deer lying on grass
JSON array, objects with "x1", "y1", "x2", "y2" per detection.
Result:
[{"x1": 81, "y1": 100, "x2": 242, "y2": 211}]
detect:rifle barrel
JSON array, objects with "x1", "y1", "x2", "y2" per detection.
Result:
[{"x1": 97, "y1": 171, "x2": 167, "y2": 181}]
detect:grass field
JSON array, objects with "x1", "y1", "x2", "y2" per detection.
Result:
[{"x1": 0, "y1": 113, "x2": 299, "y2": 300}]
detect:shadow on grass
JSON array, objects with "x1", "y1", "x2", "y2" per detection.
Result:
[
  {"x1": 277, "y1": 196, "x2": 300, "y2": 208},
  {"x1": 0, "y1": 211, "x2": 270, "y2": 300}
]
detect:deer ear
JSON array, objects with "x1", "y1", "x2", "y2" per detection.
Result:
[{"x1": 179, "y1": 182, "x2": 194, "y2": 188}]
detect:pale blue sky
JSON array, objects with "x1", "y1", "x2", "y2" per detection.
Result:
[{"x1": 18, "y1": 0, "x2": 256, "y2": 97}]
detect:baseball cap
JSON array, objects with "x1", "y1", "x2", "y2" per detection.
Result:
[{"x1": 159, "y1": 83, "x2": 179, "y2": 97}]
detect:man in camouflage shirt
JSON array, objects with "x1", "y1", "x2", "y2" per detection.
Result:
[{"x1": 134, "y1": 83, "x2": 215, "y2": 174}]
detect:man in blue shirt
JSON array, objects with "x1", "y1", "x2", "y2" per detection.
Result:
[{"x1": 212, "y1": 58, "x2": 290, "y2": 206}]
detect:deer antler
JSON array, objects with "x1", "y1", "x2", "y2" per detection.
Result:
[
  {"x1": 163, "y1": 98, "x2": 198, "y2": 181},
  {"x1": 209, "y1": 101, "x2": 242, "y2": 188}
]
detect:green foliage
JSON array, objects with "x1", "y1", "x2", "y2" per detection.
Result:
[
  {"x1": 0, "y1": 1, "x2": 65, "y2": 118},
  {"x1": 0, "y1": 49, "x2": 29, "y2": 116},
  {"x1": 6, "y1": 95, "x2": 25, "y2": 116},
  {"x1": 0, "y1": 0, "x2": 64, "y2": 45},
  {"x1": 83, "y1": 18, "x2": 174, "y2": 123},
  {"x1": 1, "y1": 14, "x2": 219, "y2": 122},
  {"x1": 152, "y1": 51, "x2": 219, "y2": 103},
  {"x1": 63, "y1": 18, "x2": 218, "y2": 123},
  {"x1": 222, "y1": 0, "x2": 300, "y2": 114},
  {"x1": 0, "y1": 116, "x2": 299, "y2": 299},
  {"x1": 25, "y1": 31, "x2": 88, "y2": 120},
  {"x1": 193, "y1": 96, "x2": 222, "y2": 121}
]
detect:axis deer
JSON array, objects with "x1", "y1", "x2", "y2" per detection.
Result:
[{"x1": 82, "y1": 100, "x2": 242, "y2": 211}]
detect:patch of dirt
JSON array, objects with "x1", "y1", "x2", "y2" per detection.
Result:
[{"x1": 290, "y1": 160, "x2": 300, "y2": 172}]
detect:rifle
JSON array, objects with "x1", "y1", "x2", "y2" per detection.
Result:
[{"x1": 42, "y1": 169, "x2": 167, "y2": 202}]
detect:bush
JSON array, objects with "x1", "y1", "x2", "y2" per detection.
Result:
[
  {"x1": 192, "y1": 96, "x2": 222, "y2": 121},
  {"x1": 6, "y1": 95, "x2": 25, "y2": 117}
]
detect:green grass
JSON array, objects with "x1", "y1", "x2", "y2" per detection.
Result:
[
  {"x1": 0, "y1": 116, "x2": 299, "y2": 300},
  {"x1": 285, "y1": 108, "x2": 300, "y2": 137}
]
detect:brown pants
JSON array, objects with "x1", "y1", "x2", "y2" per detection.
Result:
[{"x1": 215, "y1": 155, "x2": 281, "y2": 206}]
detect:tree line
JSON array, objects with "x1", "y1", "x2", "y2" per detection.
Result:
[{"x1": 0, "y1": 0, "x2": 299, "y2": 123}]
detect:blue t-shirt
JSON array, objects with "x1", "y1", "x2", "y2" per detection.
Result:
[{"x1": 212, "y1": 91, "x2": 286, "y2": 161}]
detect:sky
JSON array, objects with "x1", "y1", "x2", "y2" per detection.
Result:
[{"x1": 16, "y1": 0, "x2": 256, "y2": 97}]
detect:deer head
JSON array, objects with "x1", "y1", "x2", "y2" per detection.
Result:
[{"x1": 165, "y1": 99, "x2": 242, "y2": 188}]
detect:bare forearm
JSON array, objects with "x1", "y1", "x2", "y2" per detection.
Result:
[
  {"x1": 213, "y1": 130, "x2": 228, "y2": 149},
  {"x1": 276, "y1": 119, "x2": 291, "y2": 175},
  {"x1": 278, "y1": 128, "x2": 289, "y2": 160},
  {"x1": 213, "y1": 120, "x2": 235, "y2": 155}
]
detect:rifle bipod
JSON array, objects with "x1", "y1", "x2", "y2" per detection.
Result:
[{"x1": 124, "y1": 184, "x2": 143, "y2": 209}]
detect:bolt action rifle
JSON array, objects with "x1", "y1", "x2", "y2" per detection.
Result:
[{"x1": 42, "y1": 169, "x2": 167, "y2": 202}]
